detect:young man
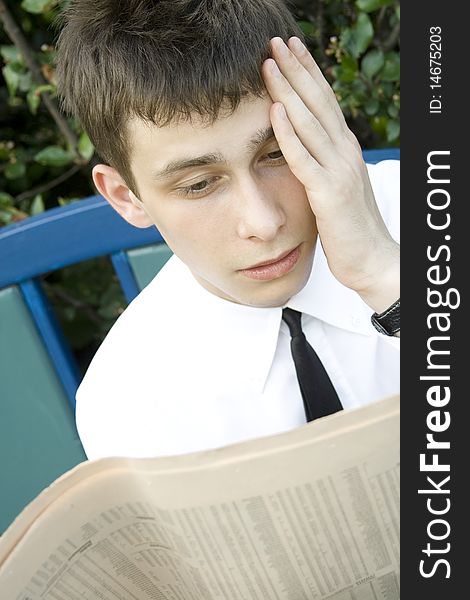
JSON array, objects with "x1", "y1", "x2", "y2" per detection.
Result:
[{"x1": 56, "y1": 0, "x2": 400, "y2": 459}]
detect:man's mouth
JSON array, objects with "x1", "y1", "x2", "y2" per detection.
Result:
[{"x1": 238, "y1": 245, "x2": 302, "y2": 281}]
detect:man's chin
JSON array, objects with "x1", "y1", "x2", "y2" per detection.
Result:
[
  {"x1": 231, "y1": 267, "x2": 314, "y2": 308},
  {"x1": 239, "y1": 283, "x2": 306, "y2": 308}
]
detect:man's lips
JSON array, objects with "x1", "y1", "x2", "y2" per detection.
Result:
[
  {"x1": 245, "y1": 246, "x2": 299, "y2": 270},
  {"x1": 238, "y1": 245, "x2": 302, "y2": 281}
]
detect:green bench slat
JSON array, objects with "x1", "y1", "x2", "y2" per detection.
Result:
[
  {"x1": 0, "y1": 243, "x2": 172, "y2": 533},
  {"x1": 0, "y1": 286, "x2": 86, "y2": 533},
  {"x1": 127, "y1": 244, "x2": 173, "y2": 290}
]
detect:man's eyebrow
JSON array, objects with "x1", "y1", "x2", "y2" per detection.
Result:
[
  {"x1": 246, "y1": 126, "x2": 276, "y2": 152},
  {"x1": 152, "y1": 126, "x2": 276, "y2": 182},
  {"x1": 152, "y1": 153, "x2": 226, "y2": 181}
]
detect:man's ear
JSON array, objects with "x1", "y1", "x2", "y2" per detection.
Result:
[{"x1": 92, "y1": 164, "x2": 153, "y2": 228}]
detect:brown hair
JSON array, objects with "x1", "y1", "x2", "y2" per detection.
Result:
[{"x1": 55, "y1": 0, "x2": 303, "y2": 194}]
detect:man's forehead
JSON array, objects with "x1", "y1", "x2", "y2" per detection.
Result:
[
  {"x1": 128, "y1": 95, "x2": 275, "y2": 172},
  {"x1": 129, "y1": 94, "x2": 271, "y2": 138}
]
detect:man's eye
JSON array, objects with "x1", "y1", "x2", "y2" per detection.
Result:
[
  {"x1": 189, "y1": 180, "x2": 209, "y2": 192},
  {"x1": 265, "y1": 149, "x2": 285, "y2": 161},
  {"x1": 176, "y1": 177, "x2": 218, "y2": 198}
]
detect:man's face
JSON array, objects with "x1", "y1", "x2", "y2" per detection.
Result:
[{"x1": 128, "y1": 95, "x2": 318, "y2": 307}]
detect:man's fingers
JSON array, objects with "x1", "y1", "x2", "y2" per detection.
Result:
[
  {"x1": 270, "y1": 102, "x2": 327, "y2": 194},
  {"x1": 269, "y1": 37, "x2": 347, "y2": 145},
  {"x1": 287, "y1": 37, "x2": 363, "y2": 154},
  {"x1": 262, "y1": 58, "x2": 337, "y2": 167},
  {"x1": 286, "y1": 37, "x2": 347, "y2": 127}
]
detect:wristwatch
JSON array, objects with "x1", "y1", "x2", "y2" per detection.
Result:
[{"x1": 371, "y1": 298, "x2": 400, "y2": 336}]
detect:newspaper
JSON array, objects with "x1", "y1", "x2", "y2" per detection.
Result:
[{"x1": 0, "y1": 395, "x2": 399, "y2": 599}]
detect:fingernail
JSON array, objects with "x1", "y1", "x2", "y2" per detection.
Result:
[
  {"x1": 276, "y1": 40, "x2": 289, "y2": 56},
  {"x1": 269, "y1": 60, "x2": 280, "y2": 76},
  {"x1": 277, "y1": 103, "x2": 287, "y2": 119},
  {"x1": 291, "y1": 37, "x2": 305, "y2": 54}
]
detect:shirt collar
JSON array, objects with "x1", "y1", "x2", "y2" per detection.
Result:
[{"x1": 287, "y1": 239, "x2": 374, "y2": 335}]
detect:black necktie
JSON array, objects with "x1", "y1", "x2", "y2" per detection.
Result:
[{"x1": 282, "y1": 307, "x2": 343, "y2": 422}]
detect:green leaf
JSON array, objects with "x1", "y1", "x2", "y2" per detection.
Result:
[
  {"x1": 0, "y1": 192, "x2": 14, "y2": 207},
  {"x1": 26, "y1": 84, "x2": 54, "y2": 114},
  {"x1": 27, "y1": 88, "x2": 41, "y2": 114},
  {"x1": 38, "y1": 83, "x2": 55, "y2": 93},
  {"x1": 78, "y1": 132, "x2": 95, "y2": 161},
  {"x1": 2, "y1": 64, "x2": 21, "y2": 97},
  {"x1": 386, "y1": 119, "x2": 400, "y2": 142},
  {"x1": 58, "y1": 196, "x2": 81, "y2": 206},
  {"x1": 356, "y1": 0, "x2": 393, "y2": 13},
  {"x1": 342, "y1": 13, "x2": 374, "y2": 58},
  {"x1": 21, "y1": 0, "x2": 55, "y2": 14},
  {"x1": 387, "y1": 104, "x2": 399, "y2": 118},
  {"x1": 0, "y1": 210, "x2": 13, "y2": 225},
  {"x1": 370, "y1": 115, "x2": 388, "y2": 137},
  {"x1": 350, "y1": 91, "x2": 368, "y2": 107},
  {"x1": 364, "y1": 98, "x2": 380, "y2": 116},
  {"x1": 336, "y1": 54, "x2": 359, "y2": 82},
  {"x1": 350, "y1": 76, "x2": 368, "y2": 91},
  {"x1": 0, "y1": 145, "x2": 11, "y2": 161},
  {"x1": 361, "y1": 49, "x2": 384, "y2": 79},
  {"x1": 18, "y1": 71, "x2": 33, "y2": 93},
  {"x1": 5, "y1": 161, "x2": 26, "y2": 180},
  {"x1": 298, "y1": 20, "x2": 316, "y2": 37},
  {"x1": 30, "y1": 194, "x2": 45, "y2": 215},
  {"x1": 34, "y1": 146, "x2": 74, "y2": 167},
  {"x1": 0, "y1": 46, "x2": 22, "y2": 64},
  {"x1": 381, "y1": 51, "x2": 400, "y2": 81},
  {"x1": 8, "y1": 96, "x2": 24, "y2": 108}
]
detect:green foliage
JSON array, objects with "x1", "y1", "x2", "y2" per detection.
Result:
[
  {"x1": 21, "y1": 0, "x2": 58, "y2": 14},
  {"x1": 1, "y1": 2, "x2": 92, "y2": 228},
  {"x1": 1, "y1": 0, "x2": 400, "y2": 367},
  {"x1": 356, "y1": 0, "x2": 395, "y2": 13},
  {"x1": 43, "y1": 258, "x2": 126, "y2": 363},
  {"x1": 341, "y1": 12, "x2": 374, "y2": 58},
  {"x1": 296, "y1": 0, "x2": 400, "y2": 146},
  {"x1": 78, "y1": 132, "x2": 94, "y2": 161},
  {"x1": 34, "y1": 145, "x2": 74, "y2": 167},
  {"x1": 361, "y1": 49, "x2": 384, "y2": 79}
]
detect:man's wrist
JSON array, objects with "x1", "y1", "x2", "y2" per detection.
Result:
[{"x1": 355, "y1": 244, "x2": 400, "y2": 315}]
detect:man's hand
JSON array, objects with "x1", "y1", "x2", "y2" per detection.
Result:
[{"x1": 262, "y1": 37, "x2": 399, "y2": 315}]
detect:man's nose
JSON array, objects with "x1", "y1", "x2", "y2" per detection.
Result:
[{"x1": 235, "y1": 177, "x2": 286, "y2": 241}]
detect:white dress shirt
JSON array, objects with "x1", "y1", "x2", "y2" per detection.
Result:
[{"x1": 76, "y1": 160, "x2": 400, "y2": 460}]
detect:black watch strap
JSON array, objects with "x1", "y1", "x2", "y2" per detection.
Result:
[{"x1": 371, "y1": 298, "x2": 400, "y2": 336}]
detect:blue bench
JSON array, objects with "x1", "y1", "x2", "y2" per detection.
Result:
[{"x1": 0, "y1": 148, "x2": 399, "y2": 532}]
